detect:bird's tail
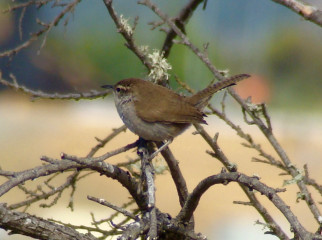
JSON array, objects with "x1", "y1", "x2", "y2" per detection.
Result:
[{"x1": 188, "y1": 73, "x2": 250, "y2": 109}]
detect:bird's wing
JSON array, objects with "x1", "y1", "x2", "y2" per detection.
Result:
[{"x1": 134, "y1": 85, "x2": 206, "y2": 124}]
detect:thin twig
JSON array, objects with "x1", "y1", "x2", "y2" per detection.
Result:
[
  {"x1": 49, "y1": 218, "x2": 121, "y2": 236},
  {"x1": 87, "y1": 196, "x2": 137, "y2": 220},
  {"x1": 18, "y1": 7, "x2": 26, "y2": 40},
  {"x1": 60, "y1": 140, "x2": 138, "y2": 163},
  {"x1": 0, "y1": 73, "x2": 110, "y2": 100},
  {"x1": 87, "y1": 125, "x2": 127, "y2": 157}
]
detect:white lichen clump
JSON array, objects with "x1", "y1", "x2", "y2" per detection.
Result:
[
  {"x1": 148, "y1": 49, "x2": 172, "y2": 82},
  {"x1": 119, "y1": 14, "x2": 133, "y2": 36},
  {"x1": 138, "y1": 45, "x2": 150, "y2": 55}
]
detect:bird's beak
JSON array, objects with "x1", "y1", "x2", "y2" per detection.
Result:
[{"x1": 101, "y1": 84, "x2": 114, "y2": 89}]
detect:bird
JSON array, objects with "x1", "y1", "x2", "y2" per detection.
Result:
[{"x1": 102, "y1": 74, "x2": 250, "y2": 152}]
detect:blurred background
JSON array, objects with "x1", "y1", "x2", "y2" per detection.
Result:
[{"x1": 0, "y1": 0, "x2": 321, "y2": 239}]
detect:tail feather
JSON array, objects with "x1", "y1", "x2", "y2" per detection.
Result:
[{"x1": 188, "y1": 73, "x2": 250, "y2": 109}]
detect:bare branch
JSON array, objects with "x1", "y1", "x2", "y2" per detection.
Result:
[
  {"x1": 137, "y1": 141, "x2": 157, "y2": 239},
  {"x1": 18, "y1": 7, "x2": 26, "y2": 40},
  {"x1": 195, "y1": 124, "x2": 289, "y2": 239},
  {"x1": 0, "y1": 73, "x2": 110, "y2": 100},
  {"x1": 2, "y1": 0, "x2": 52, "y2": 13},
  {"x1": 261, "y1": 103, "x2": 272, "y2": 132},
  {"x1": 102, "y1": 0, "x2": 153, "y2": 71},
  {"x1": 0, "y1": 155, "x2": 146, "y2": 211},
  {"x1": 1, "y1": 0, "x2": 81, "y2": 59},
  {"x1": 53, "y1": 218, "x2": 122, "y2": 237},
  {"x1": 87, "y1": 125, "x2": 127, "y2": 157},
  {"x1": 270, "y1": 0, "x2": 322, "y2": 27},
  {"x1": 8, "y1": 172, "x2": 78, "y2": 210},
  {"x1": 303, "y1": 164, "x2": 322, "y2": 196},
  {"x1": 194, "y1": 124, "x2": 237, "y2": 171},
  {"x1": 176, "y1": 172, "x2": 316, "y2": 240},
  {"x1": 233, "y1": 201, "x2": 253, "y2": 206},
  {"x1": 60, "y1": 140, "x2": 138, "y2": 163},
  {"x1": 161, "y1": 0, "x2": 206, "y2": 57},
  {"x1": 0, "y1": 203, "x2": 97, "y2": 240},
  {"x1": 252, "y1": 157, "x2": 285, "y2": 171},
  {"x1": 119, "y1": 220, "x2": 146, "y2": 240},
  {"x1": 0, "y1": 170, "x2": 16, "y2": 177},
  {"x1": 157, "y1": 143, "x2": 189, "y2": 206},
  {"x1": 87, "y1": 196, "x2": 137, "y2": 220}
]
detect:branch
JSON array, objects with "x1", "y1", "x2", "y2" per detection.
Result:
[
  {"x1": 1, "y1": 0, "x2": 81, "y2": 58},
  {"x1": 194, "y1": 125, "x2": 289, "y2": 239},
  {"x1": 2, "y1": 0, "x2": 50, "y2": 13},
  {"x1": 194, "y1": 125, "x2": 237, "y2": 171},
  {"x1": 0, "y1": 203, "x2": 97, "y2": 240},
  {"x1": 161, "y1": 0, "x2": 205, "y2": 57},
  {"x1": 102, "y1": 0, "x2": 153, "y2": 71},
  {"x1": 208, "y1": 104, "x2": 283, "y2": 167},
  {"x1": 6, "y1": 125, "x2": 130, "y2": 211},
  {"x1": 60, "y1": 140, "x2": 138, "y2": 163},
  {"x1": 138, "y1": 0, "x2": 224, "y2": 80},
  {"x1": 8, "y1": 172, "x2": 78, "y2": 210},
  {"x1": 119, "y1": 221, "x2": 146, "y2": 240},
  {"x1": 235, "y1": 88, "x2": 322, "y2": 223},
  {"x1": 137, "y1": 141, "x2": 157, "y2": 239},
  {"x1": 87, "y1": 125, "x2": 127, "y2": 157},
  {"x1": 49, "y1": 218, "x2": 121, "y2": 238},
  {"x1": 176, "y1": 172, "x2": 319, "y2": 240},
  {"x1": 270, "y1": 0, "x2": 322, "y2": 27},
  {"x1": 0, "y1": 73, "x2": 110, "y2": 101},
  {"x1": 0, "y1": 151, "x2": 146, "y2": 211},
  {"x1": 157, "y1": 143, "x2": 189, "y2": 206},
  {"x1": 303, "y1": 164, "x2": 322, "y2": 196},
  {"x1": 87, "y1": 196, "x2": 137, "y2": 220},
  {"x1": 91, "y1": 199, "x2": 136, "y2": 224}
]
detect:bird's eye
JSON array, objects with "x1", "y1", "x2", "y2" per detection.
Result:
[{"x1": 116, "y1": 87, "x2": 121, "y2": 92}]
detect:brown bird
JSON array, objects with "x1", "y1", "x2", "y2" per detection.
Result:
[{"x1": 102, "y1": 74, "x2": 250, "y2": 148}]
